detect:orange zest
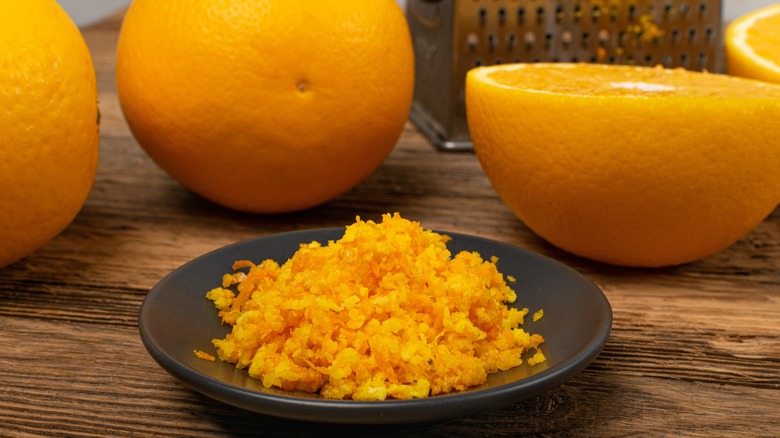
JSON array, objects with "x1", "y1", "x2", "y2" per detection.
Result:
[{"x1": 203, "y1": 214, "x2": 545, "y2": 400}]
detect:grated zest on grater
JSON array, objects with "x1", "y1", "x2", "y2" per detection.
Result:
[{"x1": 407, "y1": 0, "x2": 724, "y2": 150}]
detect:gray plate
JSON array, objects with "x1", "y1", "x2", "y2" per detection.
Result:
[{"x1": 138, "y1": 228, "x2": 612, "y2": 425}]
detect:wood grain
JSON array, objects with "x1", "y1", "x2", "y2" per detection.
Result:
[{"x1": 0, "y1": 10, "x2": 778, "y2": 437}]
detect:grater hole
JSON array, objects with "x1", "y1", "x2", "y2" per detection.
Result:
[
  {"x1": 562, "y1": 30, "x2": 573, "y2": 48},
  {"x1": 664, "y1": 2, "x2": 673, "y2": 17},
  {"x1": 670, "y1": 28, "x2": 680, "y2": 43},
  {"x1": 698, "y1": 2, "x2": 707, "y2": 15},
  {"x1": 598, "y1": 29, "x2": 610, "y2": 46},
  {"x1": 591, "y1": 5, "x2": 601, "y2": 21},
  {"x1": 574, "y1": 3, "x2": 582, "y2": 21},
  {"x1": 498, "y1": 7, "x2": 507, "y2": 25},
  {"x1": 610, "y1": 4, "x2": 619, "y2": 21},
  {"x1": 524, "y1": 31, "x2": 536, "y2": 50},
  {"x1": 473, "y1": 58, "x2": 485, "y2": 67},
  {"x1": 517, "y1": 7, "x2": 525, "y2": 24},
  {"x1": 466, "y1": 33, "x2": 479, "y2": 52},
  {"x1": 698, "y1": 52, "x2": 708, "y2": 67},
  {"x1": 662, "y1": 54, "x2": 673, "y2": 67},
  {"x1": 688, "y1": 27, "x2": 697, "y2": 42},
  {"x1": 479, "y1": 8, "x2": 487, "y2": 26},
  {"x1": 581, "y1": 31, "x2": 590, "y2": 48},
  {"x1": 705, "y1": 26, "x2": 715, "y2": 41},
  {"x1": 680, "y1": 2, "x2": 690, "y2": 15},
  {"x1": 628, "y1": 4, "x2": 637, "y2": 19},
  {"x1": 644, "y1": 54, "x2": 654, "y2": 65},
  {"x1": 555, "y1": 5, "x2": 564, "y2": 23},
  {"x1": 536, "y1": 6, "x2": 545, "y2": 24},
  {"x1": 487, "y1": 33, "x2": 497, "y2": 52},
  {"x1": 680, "y1": 52, "x2": 690, "y2": 67},
  {"x1": 507, "y1": 33, "x2": 517, "y2": 51}
]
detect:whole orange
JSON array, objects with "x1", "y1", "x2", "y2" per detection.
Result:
[
  {"x1": 116, "y1": 0, "x2": 414, "y2": 213},
  {"x1": 0, "y1": 0, "x2": 100, "y2": 269},
  {"x1": 466, "y1": 63, "x2": 780, "y2": 268}
]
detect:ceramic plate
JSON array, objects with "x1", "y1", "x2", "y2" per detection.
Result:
[{"x1": 139, "y1": 228, "x2": 612, "y2": 425}]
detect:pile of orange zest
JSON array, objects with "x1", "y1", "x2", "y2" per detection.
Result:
[{"x1": 203, "y1": 213, "x2": 544, "y2": 400}]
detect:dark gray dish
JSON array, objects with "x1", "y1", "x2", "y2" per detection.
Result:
[{"x1": 138, "y1": 228, "x2": 612, "y2": 425}]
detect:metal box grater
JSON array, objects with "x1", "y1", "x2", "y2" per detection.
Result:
[{"x1": 407, "y1": 0, "x2": 724, "y2": 150}]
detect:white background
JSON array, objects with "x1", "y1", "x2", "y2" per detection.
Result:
[{"x1": 58, "y1": 0, "x2": 778, "y2": 28}]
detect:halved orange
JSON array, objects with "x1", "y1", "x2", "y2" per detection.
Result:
[
  {"x1": 466, "y1": 63, "x2": 780, "y2": 267},
  {"x1": 726, "y1": 4, "x2": 780, "y2": 83}
]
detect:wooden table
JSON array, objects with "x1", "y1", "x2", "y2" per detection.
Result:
[{"x1": 2, "y1": 12, "x2": 778, "y2": 437}]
